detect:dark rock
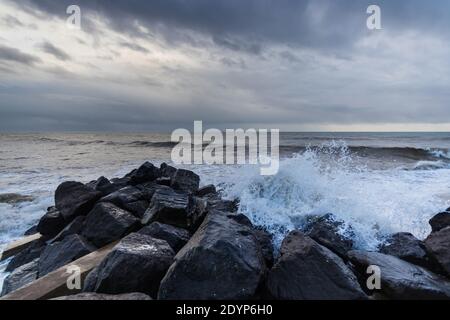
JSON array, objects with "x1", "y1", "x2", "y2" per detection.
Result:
[
  {"x1": 138, "y1": 222, "x2": 190, "y2": 252},
  {"x1": 253, "y1": 228, "x2": 275, "y2": 268},
  {"x1": 50, "y1": 216, "x2": 85, "y2": 243},
  {"x1": 196, "y1": 185, "x2": 217, "y2": 197},
  {"x1": 170, "y1": 169, "x2": 200, "y2": 194},
  {"x1": 86, "y1": 176, "x2": 122, "y2": 196},
  {"x1": 23, "y1": 225, "x2": 38, "y2": 236},
  {"x1": 6, "y1": 239, "x2": 46, "y2": 272},
  {"x1": 36, "y1": 207, "x2": 66, "y2": 237},
  {"x1": 304, "y1": 213, "x2": 354, "y2": 258},
  {"x1": 38, "y1": 234, "x2": 95, "y2": 276},
  {"x1": 187, "y1": 197, "x2": 208, "y2": 231},
  {"x1": 55, "y1": 181, "x2": 102, "y2": 222},
  {"x1": 160, "y1": 163, "x2": 177, "y2": 179},
  {"x1": 126, "y1": 162, "x2": 161, "y2": 185},
  {"x1": 1, "y1": 259, "x2": 39, "y2": 296},
  {"x1": 141, "y1": 188, "x2": 192, "y2": 228},
  {"x1": 156, "y1": 177, "x2": 172, "y2": 186},
  {"x1": 81, "y1": 202, "x2": 140, "y2": 248},
  {"x1": 52, "y1": 292, "x2": 152, "y2": 300},
  {"x1": 88, "y1": 233, "x2": 174, "y2": 298},
  {"x1": 429, "y1": 211, "x2": 450, "y2": 233},
  {"x1": 207, "y1": 199, "x2": 239, "y2": 213},
  {"x1": 425, "y1": 226, "x2": 450, "y2": 276},
  {"x1": 266, "y1": 231, "x2": 366, "y2": 300},
  {"x1": 100, "y1": 186, "x2": 149, "y2": 218},
  {"x1": 158, "y1": 210, "x2": 266, "y2": 300},
  {"x1": 82, "y1": 266, "x2": 99, "y2": 292},
  {"x1": 348, "y1": 250, "x2": 450, "y2": 299},
  {"x1": 380, "y1": 232, "x2": 430, "y2": 268}
]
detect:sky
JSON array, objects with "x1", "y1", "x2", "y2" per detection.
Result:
[{"x1": 0, "y1": 0, "x2": 450, "y2": 132}]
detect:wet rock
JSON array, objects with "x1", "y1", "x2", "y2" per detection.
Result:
[
  {"x1": 87, "y1": 233, "x2": 174, "y2": 298},
  {"x1": 52, "y1": 292, "x2": 152, "y2": 300},
  {"x1": 82, "y1": 202, "x2": 140, "y2": 248},
  {"x1": 50, "y1": 216, "x2": 85, "y2": 243},
  {"x1": 266, "y1": 231, "x2": 366, "y2": 300},
  {"x1": 187, "y1": 197, "x2": 208, "y2": 231},
  {"x1": 6, "y1": 239, "x2": 46, "y2": 272},
  {"x1": 86, "y1": 176, "x2": 122, "y2": 196},
  {"x1": 195, "y1": 185, "x2": 217, "y2": 197},
  {"x1": 380, "y1": 232, "x2": 430, "y2": 268},
  {"x1": 348, "y1": 250, "x2": 450, "y2": 299},
  {"x1": 170, "y1": 169, "x2": 200, "y2": 194},
  {"x1": 55, "y1": 181, "x2": 102, "y2": 222},
  {"x1": 1, "y1": 259, "x2": 39, "y2": 296},
  {"x1": 429, "y1": 211, "x2": 450, "y2": 233},
  {"x1": 126, "y1": 162, "x2": 161, "y2": 185},
  {"x1": 304, "y1": 213, "x2": 354, "y2": 258},
  {"x1": 23, "y1": 225, "x2": 38, "y2": 236},
  {"x1": 425, "y1": 226, "x2": 450, "y2": 276},
  {"x1": 156, "y1": 177, "x2": 172, "y2": 186},
  {"x1": 36, "y1": 207, "x2": 66, "y2": 238},
  {"x1": 158, "y1": 210, "x2": 266, "y2": 300},
  {"x1": 138, "y1": 222, "x2": 190, "y2": 252},
  {"x1": 141, "y1": 188, "x2": 192, "y2": 228},
  {"x1": 160, "y1": 163, "x2": 177, "y2": 179},
  {"x1": 38, "y1": 234, "x2": 95, "y2": 276},
  {"x1": 100, "y1": 186, "x2": 149, "y2": 218},
  {"x1": 207, "y1": 199, "x2": 239, "y2": 213},
  {"x1": 253, "y1": 228, "x2": 275, "y2": 268}
]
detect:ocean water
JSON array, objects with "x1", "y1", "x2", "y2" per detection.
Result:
[{"x1": 1, "y1": 132, "x2": 450, "y2": 290}]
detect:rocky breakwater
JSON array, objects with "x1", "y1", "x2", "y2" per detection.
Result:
[{"x1": 2, "y1": 162, "x2": 450, "y2": 300}]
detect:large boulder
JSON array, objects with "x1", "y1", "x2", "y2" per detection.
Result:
[
  {"x1": 170, "y1": 169, "x2": 200, "y2": 194},
  {"x1": 429, "y1": 211, "x2": 450, "y2": 233},
  {"x1": 303, "y1": 213, "x2": 354, "y2": 258},
  {"x1": 81, "y1": 202, "x2": 140, "y2": 247},
  {"x1": 52, "y1": 292, "x2": 152, "y2": 300},
  {"x1": 158, "y1": 210, "x2": 266, "y2": 300},
  {"x1": 266, "y1": 231, "x2": 366, "y2": 300},
  {"x1": 379, "y1": 232, "x2": 431, "y2": 268},
  {"x1": 425, "y1": 226, "x2": 450, "y2": 276},
  {"x1": 50, "y1": 216, "x2": 85, "y2": 243},
  {"x1": 36, "y1": 207, "x2": 66, "y2": 238},
  {"x1": 85, "y1": 233, "x2": 174, "y2": 298},
  {"x1": 6, "y1": 239, "x2": 46, "y2": 272},
  {"x1": 348, "y1": 250, "x2": 450, "y2": 299},
  {"x1": 99, "y1": 186, "x2": 150, "y2": 218},
  {"x1": 141, "y1": 188, "x2": 192, "y2": 228},
  {"x1": 55, "y1": 181, "x2": 102, "y2": 222},
  {"x1": 138, "y1": 222, "x2": 190, "y2": 252},
  {"x1": 253, "y1": 228, "x2": 275, "y2": 268},
  {"x1": 126, "y1": 162, "x2": 161, "y2": 185},
  {"x1": 1, "y1": 259, "x2": 39, "y2": 296},
  {"x1": 38, "y1": 234, "x2": 95, "y2": 276}
]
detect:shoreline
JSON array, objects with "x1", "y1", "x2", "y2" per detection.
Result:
[{"x1": 1, "y1": 161, "x2": 450, "y2": 300}]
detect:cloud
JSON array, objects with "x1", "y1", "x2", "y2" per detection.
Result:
[
  {"x1": 119, "y1": 41, "x2": 149, "y2": 53},
  {"x1": 39, "y1": 41, "x2": 71, "y2": 61},
  {"x1": 0, "y1": 44, "x2": 41, "y2": 66}
]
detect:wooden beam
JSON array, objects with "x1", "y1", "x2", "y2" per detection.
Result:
[
  {"x1": 0, "y1": 241, "x2": 117, "y2": 300},
  {"x1": 0, "y1": 233, "x2": 42, "y2": 262}
]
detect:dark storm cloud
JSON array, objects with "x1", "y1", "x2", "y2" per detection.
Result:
[
  {"x1": 0, "y1": 45, "x2": 41, "y2": 66},
  {"x1": 18, "y1": 0, "x2": 450, "y2": 52},
  {"x1": 39, "y1": 41, "x2": 71, "y2": 61}
]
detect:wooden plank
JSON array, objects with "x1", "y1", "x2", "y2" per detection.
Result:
[
  {"x1": 0, "y1": 241, "x2": 117, "y2": 300},
  {"x1": 0, "y1": 233, "x2": 42, "y2": 262}
]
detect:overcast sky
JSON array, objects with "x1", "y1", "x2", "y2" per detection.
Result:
[{"x1": 0, "y1": 0, "x2": 449, "y2": 132}]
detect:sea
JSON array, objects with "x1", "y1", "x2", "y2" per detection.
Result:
[{"x1": 1, "y1": 132, "x2": 450, "y2": 290}]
